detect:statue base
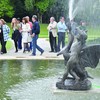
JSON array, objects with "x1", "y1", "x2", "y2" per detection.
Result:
[{"x1": 56, "y1": 79, "x2": 92, "y2": 90}]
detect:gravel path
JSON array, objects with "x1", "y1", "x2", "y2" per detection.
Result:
[{"x1": 0, "y1": 38, "x2": 63, "y2": 60}]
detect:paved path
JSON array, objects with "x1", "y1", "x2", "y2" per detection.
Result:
[{"x1": 0, "y1": 38, "x2": 63, "y2": 60}]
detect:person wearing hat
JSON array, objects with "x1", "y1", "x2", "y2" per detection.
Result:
[{"x1": 31, "y1": 15, "x2": 44, "y2": 56}]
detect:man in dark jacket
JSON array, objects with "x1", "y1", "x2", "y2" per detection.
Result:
[{"x1": 31, "y1": 15, "x2": 44, "y2": 56}]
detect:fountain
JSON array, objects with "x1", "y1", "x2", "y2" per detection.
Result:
[
  {"x1": 56, "y1": 27, "x2": 100, "y2": 90},
  {"x1": 68, "y1": 0, "x2": 93, "y2": 21},
  {"x1": 0, "y1": 0, "x2": 100, "y2": 100},
  {"x1": 56, "y1": 0, "x2": 100, "y2": 90},
  {"x1": 69, "y1": 0, "x2": 74, "y2": 20}
]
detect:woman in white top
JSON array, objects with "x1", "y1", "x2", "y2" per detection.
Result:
[{"x1": 21, "y1": 17, "x2": 31, "y2": 53}]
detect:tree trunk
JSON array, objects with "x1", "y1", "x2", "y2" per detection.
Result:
[
  {"x1": 40, "y1": 14, "x2": 42, "y2": 23},
  {"x1": 37, "y1": 13, "x2": 42, "y2": 23}
]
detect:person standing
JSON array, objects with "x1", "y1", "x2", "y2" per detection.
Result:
[
  {"x1": 26, "y1": 16, "x2": 33, "y2": 29},
  {"x1": 17, "y1": 18, "x2": 22, "y2": 50},
  {"x1": 47, "y1": 17, "x2": 57, "y2": 52},
  {"x1": 11, "y1": 18, "x2": 21, "y2": 53},
  {"x1": 57, "y1": 17, "x2": 67, "y2": 52},
  {"x1": 21, "y1": 17, "x2": 31, "y2": 53},
  {"x1": 26, "y1": 16, "x2": 33, "y2": 50},
  {"x1": 79, "y1": 21, "x2": 87, "y2": 33},
  {"x1": 31, "y1": 15, "x2": 44, "y2": 56},
  {"x1": 0, "y1": 19, "x2": 10, "y2": 54}
]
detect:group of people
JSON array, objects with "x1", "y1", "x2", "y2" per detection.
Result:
[
  {"x1": 11, "y1": 15, "x2": 44, "y2": 56},
  {"x1": 47, "y1": 17, "x2": 87, "y2": 53},
  {"x1": 0, "y1": 15, "x2": 44, "y2": 56},
  {"x1": 0, "y1": 15, "x2": 87, "y2": 56}
]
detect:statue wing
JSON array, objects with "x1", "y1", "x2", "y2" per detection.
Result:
[
  {"x1": 79, "y1": 44, "x2": 100, "y2": 68},
  {"x1": 57, "y1": 44, "x2": 100, "y2": 68}
]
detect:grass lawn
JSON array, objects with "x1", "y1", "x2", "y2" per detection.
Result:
[
  {"x1": 40, "y1": 24, "x2": 48, "y2": 38},
  {"x1": 0, "y1": 40, "x2": 13, "y2": 50},
  {"x1": 6, "y1": 40, "x2": 13, "y2": 50},
  {"x1": 87, "y1": 27, "x2": 100, "y2": 39}
]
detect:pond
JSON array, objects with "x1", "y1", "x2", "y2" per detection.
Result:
[{"x1": 0, "y1": 60, "x2": 100, "y2": 100}]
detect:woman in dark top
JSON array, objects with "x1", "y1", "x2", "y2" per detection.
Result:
[{"x1": 11, "y1": 18, "x2": 21, "y2": 53}]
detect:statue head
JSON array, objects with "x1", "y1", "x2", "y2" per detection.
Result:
[{"x1": 75, "y1": 27, "x2": 87, "y2": 42}]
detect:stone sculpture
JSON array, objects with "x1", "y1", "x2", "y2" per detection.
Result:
[{"x1": 56, "y1": 27, "x2": 100, "y2": 90}]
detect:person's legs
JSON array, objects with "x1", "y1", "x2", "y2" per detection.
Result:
[
  {"x1": 30, "y1": 42, "x2": 32, "y2": 50},
  {"x1": 32, "y1": 36, "x2": 36, "y2": 55},
  {"x1": 49, "y1": 32, "x2": 54, "y2": 52},
  {"x1": 53, "y1": 37, "x2": 57, "y2": 52},
  {"x1": 3, "y1": 41, "x2": 7, "y2": 53},
  {"x1": 1, "y1": 39, "x2": 4, "y2": 53},
  {"x1": 0, "y1": 39, "x2": 1, "y2": 52},
  {"x1": 18, "y1": 35, "x2": 22, "y2": 49},
  {"x1": 62, "y1": 32, "x2": 65, "y2": 48},
  {"x1": 23, "y1": 43, "x2": 26, "y2": 53},
  {"x1": 26, "y1": 43, "x2": 30, "y2": 52},
  {"x1": 35, "y1": 35, "x2": 44, "y2": 54},
  {"x1": 1, "y1": 39, "x2": 7, "y2": 53},
  {"x1": 57, "y1": 32, "x2": 62, "y2": 52},
  {"x1": 14, "y1": 40, "x2": 18, "y2": 52},
  {"x1": 36, "y1": 44, "x2": 44, "y2": 54}
]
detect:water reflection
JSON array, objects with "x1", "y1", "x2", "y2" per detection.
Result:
[
  {"x1": 20, "y1": 60, "x2": 33, "y2": 81},
  {"x1": 0, "y1": 61, "x2": 9, "y2": 99},
  {"x1": 0, "y1": 60, "x2": 100, "y2": 100},
  {"x1": 0, "y1": 60, "x2": 63, "y2": 99}
]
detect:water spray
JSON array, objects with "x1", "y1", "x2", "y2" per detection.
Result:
[{"x1": 69, "y1": 0, "x2": 75, "y2": 21}]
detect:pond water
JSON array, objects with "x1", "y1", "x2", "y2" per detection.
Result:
[{"x1": 0, "y1": 60, "x2": 100, "y2": 100}]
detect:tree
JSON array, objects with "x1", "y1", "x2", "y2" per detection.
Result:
[
  {"x1": 0, "y1": 0, "x2": 14, "y2": 18},
  {"x1": 25, "y1": 0, "x2": 55, "y2": 23},
  {"x1": 10, "y1": 0, "x2": 27, "y2": 18},
  {"x1": 48, "y1": 0, "x2": 69, "y2": 22}
]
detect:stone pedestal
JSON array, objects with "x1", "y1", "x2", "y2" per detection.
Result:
[{"x1": 56, "y1": 79, "x2": 92, "y2": 90}]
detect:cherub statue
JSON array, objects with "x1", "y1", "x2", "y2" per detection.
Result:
[{"x1": 57, "y1": 27, "x2": 100, "y2": 90}]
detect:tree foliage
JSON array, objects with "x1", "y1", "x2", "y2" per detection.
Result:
[
  {"x1": 48, "y1": 0, "x2": 69, "y2": 21},
  {"x1": 0, "y1": 0, "x2": 14, "y2": 18},
  {"x1": 35, "y1": 0, "x2": 54, "y2": 14},
  {"x1": 10, "y1": 0, "x2": 27, "y2": 18},
  {"x1": 0, "y1": 0, "x2": 99, "y2": 25},
  {"x1": 25, "y1": 0, "x2": 55, "y2": 14},
  {"x1": 25, "y1": 0, "x2": 55, "y2": 22}
]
